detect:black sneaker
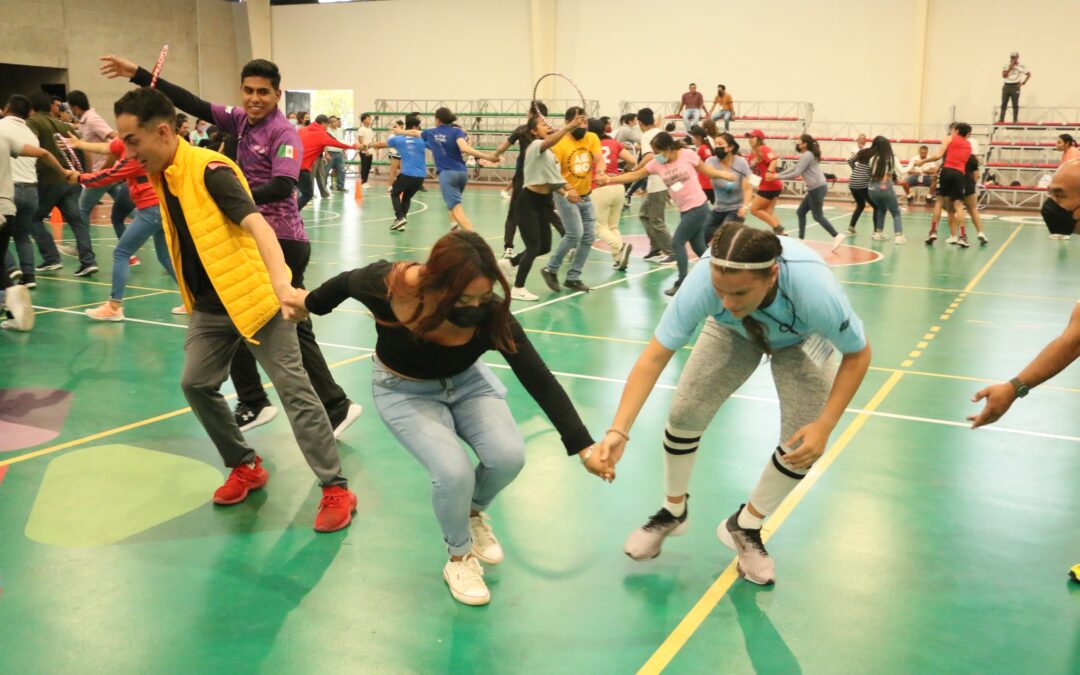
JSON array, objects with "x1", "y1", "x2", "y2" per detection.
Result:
[
  {"x1": 564, "y1": 279, "x2": 590, "y2": 292},
  {"x1": 389, "y1": 217, "x2": 407, "y2": 231},
  {"x1": 19, "y1": 276, "x2": 36, "y2": 289},
  {"x1": 540, "y1": 268, "x2": 561, "y2": 292},
  {"x1": 623, "y1": 496, "x2": 690, "y2": 560},
  {"x1": 617, "y1": 243, "x2": 633, "y2": 271},
  {"x1": 74, "y1": 264, "x2": 99, "y2": 277},
  {"x1": 234, "y1": 401, "x2": 278, "y2": 432},
  {"x1": 924, "y1": 230, "x2": 938, "y2": 246},
  {"x1": 717, "y1": 505, "x2": 775, "y2": 585},
  {"x1": 642, "y1": 250, "x2": 663, "y2": 262},
  {"x1": 35, "y1": 261, "x2": 62, "y2": 272},
  {"x1": 8, "y1": 269, "x2": 22, "y2": 281},
  {"x1": 663, "y1": 281, "x2": 682, "y2": 297}
]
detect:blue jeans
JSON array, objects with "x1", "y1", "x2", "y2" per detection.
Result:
[
  {"x1": 546, "y1": 193, "x2": 596, "y2": 282},
  {"x1": 438, "y1": 170, "x2": 468, "y2": 209},
  {"x1": 7, "y1": 185, "x2": 38, "y2": 277},
  {"x1": 671, "y1": 203, "x2": 711, "y2": 281},
  {"x1": 682, "y1": 107, "x2": 703, "y2": 132},
  {"x1": 32, "y1": 182, "x2": 95, "y2": 267},
  {"x1": 868, "y1": 182, "x2": 903, "y2": 234},
  {"x1": 79, "y1": 182, "x2": 126, "y2": 238},
  {"x1": 327, "y1": 152, "x2": 346, "y2": 190},
  {"x1": 711, "y1": 109, "x2": 733, "y2": 131},
  {"x1": 110, "y1": 206, "x2": 175, "y2": 301},
  {"x1": 372, "y1": 358, "x2": 526, "y2": 556},
  {"x1": 796, "y1": 185, "x2": 839, "y2": 238}
]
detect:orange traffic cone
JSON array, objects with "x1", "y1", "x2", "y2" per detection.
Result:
[
  {"x1": 354, "y1": 178, "x2": 363, "y2": 204},
  {"x1": 50, "y1": 207, "x2": 63, "y2": 240}
]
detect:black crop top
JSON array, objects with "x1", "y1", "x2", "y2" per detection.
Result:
[{"x1": 304, "y1": 261, "x2": 594, "y2": 455}]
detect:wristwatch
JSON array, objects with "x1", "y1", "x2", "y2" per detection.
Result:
[{"x1": 1009, "y1": 377, "x2": 1030, "y2": 398}]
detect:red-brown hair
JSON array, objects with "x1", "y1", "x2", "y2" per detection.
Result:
[{"x1": 384, "y1": 230, "x2": 516, "y2": 352}]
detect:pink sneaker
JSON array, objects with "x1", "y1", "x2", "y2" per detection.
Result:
[{"x1": 84, "y1": 303, "x2": 124, "y2": 322}]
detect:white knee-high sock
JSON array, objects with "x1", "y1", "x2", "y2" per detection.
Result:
[
  {"x1": 747, "y1": 445, "x2": 808, "y2": 520},
  {"x1": 663, "y1": 424, "x2": 701, "y2": 503}
]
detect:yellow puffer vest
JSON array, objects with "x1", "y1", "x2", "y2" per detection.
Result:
[{"x1": 151, "y1": 139, "x2": 281, "y2": 341}]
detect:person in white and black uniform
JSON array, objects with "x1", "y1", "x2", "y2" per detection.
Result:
[
  {"x1": 291, "y1": 230, "x2": 608, "y2": 606},
  {"x1": 999, "y1": 52, "x2": 1031, "y2": 124}
]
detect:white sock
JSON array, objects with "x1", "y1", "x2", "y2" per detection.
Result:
[
  {"x1": 663, "y1": 498, "x2": 686, "y2": 518},
  {"x1": 244, "y1": 461, "x2": 256, "y2": 469},
  {"x1": 745, "y1": 446, "x2": 806, "y2": 523},
  {"x1": 663, "y1": 425, "x2": 701, "y2": 499},
  {"x1": 737, "y1": 506, "x2": 764, "y2": 530}
]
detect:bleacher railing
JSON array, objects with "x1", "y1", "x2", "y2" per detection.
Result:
[{"x1": 980, "y1": 105, "x2": 1079, "y2": 208}]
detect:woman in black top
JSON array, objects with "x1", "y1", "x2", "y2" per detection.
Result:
[{"x1": 292, "y1": 230, "x2": 607, "y2": 606}]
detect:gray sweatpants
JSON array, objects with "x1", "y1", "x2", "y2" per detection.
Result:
[
  {"x1": 639, "y1": 191, "x2": 672, "y2": 255},
  {"x1": 180, "y1": 309, "x2": 346, "y2": 488},
  {"x1": 666, "y1": 318, "x2": 836, "y2": 514}
]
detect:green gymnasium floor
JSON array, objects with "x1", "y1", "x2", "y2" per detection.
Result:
[{"x1": 1, "y1": 184, "x2": 1077, "y2": 674}]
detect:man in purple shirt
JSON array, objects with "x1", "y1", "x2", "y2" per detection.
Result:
[{"x1": 100, "y1": 54, "x2": 362, "y2": 438}]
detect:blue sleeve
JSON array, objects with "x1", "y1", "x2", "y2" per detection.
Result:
[
  {"x1": 654, "y1": 257, "x2": 719, "y2": 351},
  {"x1": 387, "y1": 136, "x2": 403, "y2": 151},
  {"x1": 801, "y1": 273, "x2": 867, "y2": 354},
  {"x1": 420, "y1": 129, "x2": 433, "y2": 143}
]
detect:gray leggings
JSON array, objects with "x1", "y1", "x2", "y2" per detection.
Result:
[
  {"x1": 797, "y1": 185, "x2": 838, "y2": 238},
  {"x1": 667, "y1": 318, "x2": 836, "y2": 463}
]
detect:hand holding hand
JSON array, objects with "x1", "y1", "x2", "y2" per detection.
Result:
[
  {"x1": 64, "y1": 169, "x2": 80, "y2": 184},
  {"x1": 579, "y1": 444, "x2": 615, "y2": 482},
  {"x1": 967, "y1": 382, "x2": 1017, "y2": 429},
  {"x1": 100, "y1": 55, "x2": 137, "y2": 80},
  {"x1": 279, "y1": 287, "x2": 310, "y2": 323},
  {"x1": 600, "y1": 430, "x2": 628, "y2": 468}
]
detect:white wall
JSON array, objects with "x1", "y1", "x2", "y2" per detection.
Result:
[{"x1": 270, "y1": 0, "x2": 535, "y2": 120}]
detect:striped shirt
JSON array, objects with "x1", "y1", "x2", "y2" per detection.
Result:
[{"x1": 848, "y1": 155, "x2": 870, "y2": 189}]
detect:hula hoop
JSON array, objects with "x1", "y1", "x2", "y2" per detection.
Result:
[
  {"x1": 53, "y1": 133, "x2": 83, "y2": 172},
  {"x1": 531, "y1": 72, "x2": 587, "y2": 128},
  {"x1": 150, "y1": 45, "x2": 169, "y2": 88}
]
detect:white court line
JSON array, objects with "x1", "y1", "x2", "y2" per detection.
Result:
[
  {"x1": 509, "y1": 265, "x2": 672, "y2": 315},
  {"x1": 303, "y1": 199, "x2": 429, "y2": 229}
]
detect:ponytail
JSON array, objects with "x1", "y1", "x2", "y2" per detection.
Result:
[{"x1": 710, "y1": 223, "x2": 783, "y2": 357}]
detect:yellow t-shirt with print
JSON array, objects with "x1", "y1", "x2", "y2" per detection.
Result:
[{"x1": 552, "y1": 131, "x2": 602, "y2": 196}]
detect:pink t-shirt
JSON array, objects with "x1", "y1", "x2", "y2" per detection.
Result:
[{"x1": 645, "y1": 148, "x2": 708, "y2": 212}]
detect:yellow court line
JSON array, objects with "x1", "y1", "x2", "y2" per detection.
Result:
[
  {"x1": 0, "y1": 352, "x2": 374, "y2": 469},
  {"x1": 36, "y1": 275, "x2": 180, "y2": 294},
  {"x1": 34, "y1": 291, "x2": 171, "y2": 314},
  {"x1": 839, "y1": 279, "x2": 1075, "y2": 303},
  {"x1": 639, "y1": 224, "x2": 1026, "y2": 673},
  {"x1": 637, "y1": 370, "x2": 905, "y2": 674}
]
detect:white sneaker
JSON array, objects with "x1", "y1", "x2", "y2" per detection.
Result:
[
  {"x1": 331, "y1": 402, "x2": 364, "y2": 439},
  {"x1": 171, "y1": 305, "x2": 188, "y2": 315},
  {"x1": 510, "y1": 286, "x2": 538, "y2": 302},
  {"x1": 946, "y1": 236, "x2": 958, "y2": 245},
  {"x1": 831, "y1": 232, "x2": 846, "y2": 252},
  {"x1": 443, "y1": 555, "x2": 489, "y2": 606},
  {"x1": 978, "y1": 232, "x2": 989, "y2": 245},
  {"x1": 469, "y1": 512, "x2": 504, "y2": 564},
  {"x1": 57, "y1": 244, "x2": 79, "y2": 258},
  {"x1": 497, "y1": 257, "x2": 515, "y2": 280},
  {"x1": 894, "y1": 234, "x2": 907, "y2": 244},
  {"x1": 872, "y1": 231, "x2": 888, "y2": 241},
  {"x1": 2, "y1": 285, "x2": 34, "y2": 332},
  {"x1": 1049, "y1": 233, "x2": 1070, "y2": 240}
]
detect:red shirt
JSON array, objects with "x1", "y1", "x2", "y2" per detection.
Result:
[
  {"x1": 298, "y1": 122, "x2": 352, "y2": 171},
  {"x1": 592, "y1": 138, "x2": 624, "y2": 190},
  {"x1": 749, "y1": 145, "x2": 783, "y2": 191},
  {"x1": 79, "y1": 138, "x2": 158, "y2": 210},
  {"x1": 942, "y1": 135, "x2": 972, "y2": 172},
  {"x1": 696, "y1": 144, "x2": 713, "y2": 190}
]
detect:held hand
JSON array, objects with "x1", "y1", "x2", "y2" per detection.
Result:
[
  {"x1": 595, "y1": 173, "x2": 611, "y2": 186},
  {"x1": 737, "y1": 205, "x2": 747, "y2": 218},
  {"x1": 579, "y1": 445, "x2": 615, "y2": 482},
  {"x1": 64, "y1": 169, "x2": 80, "y2": 184},
  {"x1": 783, "y1": 420, "x2": 833, "y2": 470},
  {"x1": 64, "y1": 133, "x2": 83, "y2": 150},
  {"x1": 967, "y1": 382, "x2": 1017, "y2": 429},
  {"x1": 600, "y1": 430, "x2": 628, "y2": 468},
  {"x1": 278, "y1": 287, "x2": 309, "y2": 323},
  {"x1": 99, "y1": 55, "x2": 137, "y2": 80}
]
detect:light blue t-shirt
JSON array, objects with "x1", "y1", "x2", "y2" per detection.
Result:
[
  {"x1": 707, "y1": 155, "x2": 751, "y2": 210},
  {"x1": 387, "y1": 135, "x2": 427, "y2": 178},
  {"x1": 421, "y1": 125, "x2": 467, "y2": 172},
  {"x1": 655, "y1": 237, "x2": 866, "y2": 354}
]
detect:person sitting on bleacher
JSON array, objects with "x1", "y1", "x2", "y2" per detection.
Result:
[
  {"x1": 675, "y1": 83, "x2": 705, "y2": 135},
  {"x1": 903, "y1": 145, "x2": 939, "y2": 205}
]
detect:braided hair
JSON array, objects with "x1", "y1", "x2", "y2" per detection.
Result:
[{"x1": 710, "y1": 223, "x2": 783, "y2": 356}]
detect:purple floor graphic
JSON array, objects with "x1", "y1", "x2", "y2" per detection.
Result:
[{"x1": 0, "y1": 389, "x2": 72, "y2": 453}]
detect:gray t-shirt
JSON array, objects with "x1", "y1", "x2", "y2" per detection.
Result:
[
  {"x1": 523, "y1": 139, "x2": 566, "y2": 189},
  {"x1": 707, "y1": 155, "x2": 751, "y2": 210},
  {"x1": 0, "y1": 126, "x2": 22, "y2": 217}
]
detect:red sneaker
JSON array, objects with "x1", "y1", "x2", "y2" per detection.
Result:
[
  {"x1": 314, "y1": 485, "x2": 357, "y2": 532},
  {"x1": 128, "y1": 256, "x2": 141, "y2": 267},
  {"x1": 213, "y1": 456, "x2": 269, "y2": 505}
]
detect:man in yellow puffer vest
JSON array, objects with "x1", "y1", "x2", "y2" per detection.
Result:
[{"x1": 113, "y1": 87, "x2": 357, "y2": 532}]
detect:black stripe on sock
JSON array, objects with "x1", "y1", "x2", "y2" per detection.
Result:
[
  {"x1": 664, "y1": 444, "x2": 698, "y2": 456},
  {"x1": 665, "y1": 430, "x2": 701, "y2": 445},
  {"x1": 771, "y1": 451, "x2": 805, "y2": 480},
  {"x1": 775, "y1": 445, "x2": 787, "y2": 456}
]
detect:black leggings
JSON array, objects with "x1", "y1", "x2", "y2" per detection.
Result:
[
  {"x1": 509, "y1": 189, "x2": 557, "y2": 288},
  {"x1": 390, "y1": 175, "x2": 425, "y2": 219},
  {"x1": 848, "y1": 186, "x2": 879, "y2": 230},
  {"x1": 503, "y1": 171, "x2": 524, "y2": 249}
]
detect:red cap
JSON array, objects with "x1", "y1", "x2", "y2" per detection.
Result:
[{"x1": 745, "y1": 129, "x2": 766, "y2": 140}]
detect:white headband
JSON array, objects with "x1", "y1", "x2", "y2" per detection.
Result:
[{"x1": 710, "y1": 257, "x2": 777, "y2": 271}]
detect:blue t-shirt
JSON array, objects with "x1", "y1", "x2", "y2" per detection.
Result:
[
  {"x1": 655, "y1": 237, "x2": 866, "y2": 354},
  {"x1": 421, "y1": 125, "x2": 467, "y2": 172},
  {"x1": 387, "y1": 135, "x2": 427, "y2": 178}
]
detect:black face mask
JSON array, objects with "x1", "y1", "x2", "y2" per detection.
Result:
[
  {"x1": 571, "y1": 127, "x2": 587, "y2": 141},
  {"x1": 447, "y1": 303, "x2": 492, "y2": 328},
  {"x1": 1041, "y1": 198, "x2": 1079, "y2": 236},
  {"x1": 713, "y1": 147, "x2": 729, "y2": 160}
]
